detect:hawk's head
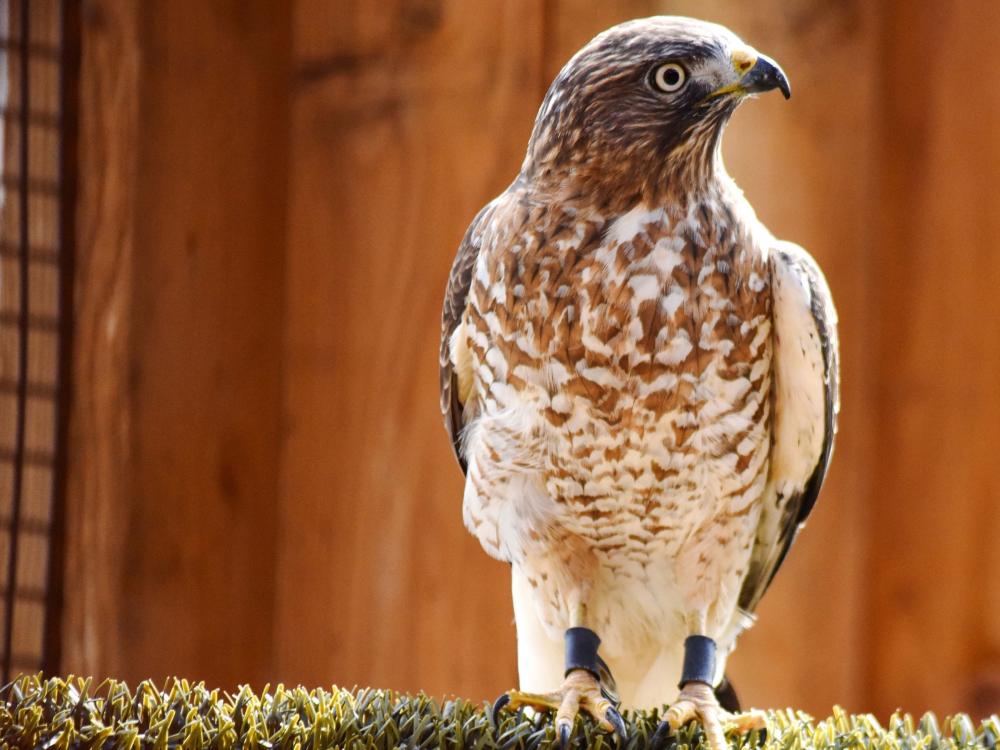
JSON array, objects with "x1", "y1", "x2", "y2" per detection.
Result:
[{"x1": 523, "y1": 16, "x2": 789, "y2": 208}]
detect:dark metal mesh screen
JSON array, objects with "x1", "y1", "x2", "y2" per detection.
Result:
[{"x1": 0, "y1": 0, "x2": 75, "y2": 682}]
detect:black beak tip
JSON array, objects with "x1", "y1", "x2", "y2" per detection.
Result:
[
  {"x1": 746, "y1": 54, "x2": 791, "y2": 100},
  {"x1": 778, "y1": 76, "x2": 792, "y2": 100}
]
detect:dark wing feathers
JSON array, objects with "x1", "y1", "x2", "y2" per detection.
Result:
[{"x1": 439, "y1": 204, "x2": 492, "y2": 474}]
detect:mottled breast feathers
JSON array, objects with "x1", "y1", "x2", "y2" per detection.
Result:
[{"x1": 439, "y1": 207, "x2": 840, "y2": 614}]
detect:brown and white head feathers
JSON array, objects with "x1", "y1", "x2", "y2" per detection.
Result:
[{"x1": 523, "y1": 16, "x2": 775, "y2": 210}]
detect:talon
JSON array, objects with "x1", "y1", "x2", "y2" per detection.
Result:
[
  {"x1": 558, "y1": 721, "x2": 572, "y2": 749},
  {"x1": 606, "y1": 706, "x2": 627, "y2": 741},
  {"x1": 651, "y1": 720, "x2": 673, "y2": 749},
  {"x1": 490, "y1": 670, "x2": 621, "y2": 743},
  {"x1": 491, "y1": 693, "x2": 511, "y2": 725}
]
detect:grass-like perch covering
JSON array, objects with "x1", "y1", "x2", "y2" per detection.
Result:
[{"x1": 1, "y1": 675, "x2": 997, "y2": 749}]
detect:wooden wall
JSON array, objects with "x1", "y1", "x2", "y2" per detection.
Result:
[{"x1": 62, "y1": 0, "x2": 1000, "y2": 720}]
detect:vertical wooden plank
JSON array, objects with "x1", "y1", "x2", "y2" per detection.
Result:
[
  {"x1": 273, "y1": 0, "x2": 545, "y2": 700},
  {"x1": 61, "y1": 0, "x2": 138, "y2": 679},
  {"x1": 544, "y1": 1, "x2": 879, "y2": 715},
  {"x1": 121, "y1": 0, "x2": 290, "y2": 688},
  {"x1": 867, "y1": 0, "x2": 1000, "y2": 719},
  {"x1": 64, "y1": 0, "x2": 291, "y2": 687}
]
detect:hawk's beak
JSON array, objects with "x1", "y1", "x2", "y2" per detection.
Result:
[
  {"x1": 741, "y1": 54, "x2": 790, "y2": 99},
  {"x1": 709, "y1": 51, "x2": 791, "y2": 100}
]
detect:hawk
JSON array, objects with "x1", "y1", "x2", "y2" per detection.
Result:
[{"x1": 440, "y1": 16, "x2": 838, "y2": 750}]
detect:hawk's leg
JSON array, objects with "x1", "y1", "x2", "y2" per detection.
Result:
[
  {"x1": 652, "y1": 636, "x2": 767, "y2": 750},
  {"x1": 492, "y1": 626, "x2": 626, "y2": 748}
]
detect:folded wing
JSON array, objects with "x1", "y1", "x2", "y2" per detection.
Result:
[
  {"x1": 738, "y1": 241, "x2": 840, "y2": 613},
  {"x1": 439, "y1": 204, "x2": 494, "y2": 474}
]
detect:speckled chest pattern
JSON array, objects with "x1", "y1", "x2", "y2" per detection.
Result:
[{"x1": 461, "y1": 188, "x2": 773, "y2": 627}]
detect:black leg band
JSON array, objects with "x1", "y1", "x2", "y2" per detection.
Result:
[
  {"x1": 564, "y1": 626, "x2": 602, "y2": 677},
  {"x1": 564, "y1": 626, "x2": 620, "y2": 706},
  {"x1": 679, "y1": 635, "x2": 717, "y2": 687}
]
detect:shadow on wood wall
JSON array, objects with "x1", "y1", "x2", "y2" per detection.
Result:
[{"x1": 63, "y1": 0, "x2": 1000, "y2": 720}]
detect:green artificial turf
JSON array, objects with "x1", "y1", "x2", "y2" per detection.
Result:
[{"x1": 0, "y1": 674, "x2": 997, "y2": 749}]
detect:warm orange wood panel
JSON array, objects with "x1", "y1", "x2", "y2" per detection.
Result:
[
  {"x1": 868, "y1": 0, "x2": 1000, "y2": 720},
  {"x1": 123, "y1": 0, "x2": 290, "y2": 688},
  {"x1": 62, "y1": 0, "x2": 140, "y2": 681},
  {"x1": 65, "y1": 0, "x2": 291, "y2": 688}
]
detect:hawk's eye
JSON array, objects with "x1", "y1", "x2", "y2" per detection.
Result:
[{"x1": 651, "y1": 62, "x2": 687, "y2": 93}]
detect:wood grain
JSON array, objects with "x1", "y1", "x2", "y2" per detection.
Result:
[
  {"x1": 64, "y1": 0, "x2": 291, "y2": 688},
  {"x1": 867, "y1": 0, "x2": 1000, "y2": 719},
  {"x1": 62, "y1": 0, "x2": 140, "y2": 680}
]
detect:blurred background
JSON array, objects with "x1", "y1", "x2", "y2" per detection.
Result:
[{"x1": 1, "y1": 0, "x2": 999, "y2": 723}]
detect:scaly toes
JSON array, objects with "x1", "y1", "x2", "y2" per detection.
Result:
[
  {"x1": 723, "y1": 708, "x2": 768, "y2": 735},
  {"x1": 492, "y1": 670, "x2": 626, "y2": 746},
  {"x1": 554, "y1": 682, "x2": 582, "y2": 745},
  {"x1": 491, "y1": 689, "x2": 561, "y2": 725},
  {"x1": 700, "y1": 707, "x2": 728, "y2": 750},
  {"x1": 651, "y1": 699, "x2": 697, "y2": 749},
  {"x1": 664, "y1": 698, "x2": 699, "y2": 730},
  {"x1": 653, "y1": 683, "x2": 769, "y2": 750},
  {"x1": 562, "y1": 668, "x2": 627, "y2": 741}
]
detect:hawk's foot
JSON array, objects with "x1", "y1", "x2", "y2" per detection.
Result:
[
  {"x1": 492, "y1": 669, "x2": 626, "y2": 748},
  {"x1": 652, "y1": 681, "x2": 766, "y2": 750}
]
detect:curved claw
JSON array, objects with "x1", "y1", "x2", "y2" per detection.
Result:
[
  {"x1": 650, "y1": 720, "x2": 672, "y2": 749},
  {"x1": 491, "y1": 693, "x2": 511, "y2": 726},
  {"x1": 558, "y1": 722, "x2": 571, "y2": 750},
  {"x1": 606, "y1": 706, "x2": 627, "y2": 742}
]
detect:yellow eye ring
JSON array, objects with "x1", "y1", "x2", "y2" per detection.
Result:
[{"x1": 652, "y1": 62, "x2": 686, "y2": 93}]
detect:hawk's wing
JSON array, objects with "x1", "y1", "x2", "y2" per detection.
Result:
[
  {"x1": 738, "y1": 241, "x2": 840, "y2": 613},
  {"x1": 439, "y1": 203, "x2": 493, "y2": 474}
]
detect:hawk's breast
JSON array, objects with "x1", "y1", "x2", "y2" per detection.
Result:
[{"x1": 461, "y1": 197, "x2": 773, "y2": 589}]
